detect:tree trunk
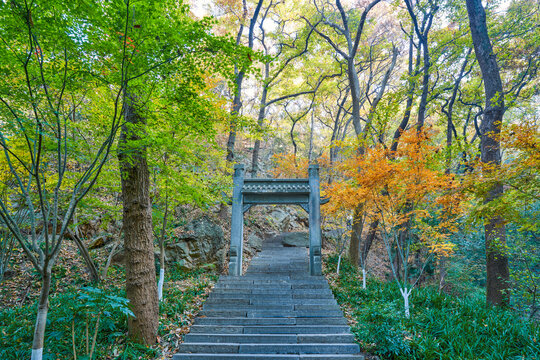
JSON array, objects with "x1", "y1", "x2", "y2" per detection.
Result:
[
  {"x1": 348, "y1": 204, "x2": 363, "y2": 266},
  {"x1": 225, "y1": 75, "x2": 245, "y2": 163},
  {"x1": 466, "y1": 0, "x2": 509, "y2": 306},
  {"x1": 400, "y1": 287, "x2": 411, "y2": 318},
  {"x1": 251, "y1": 63, "x2": 269, "y2": 177},
  {"x1": 69, "y1": 229, "x2": 100, "y2": 283},
  {"x1": 403, "y1": 0, "x2": 436, "y2": 132},
  {"x1": 391, "y1": 28, "x2": 419, "y2": 152},
  {"x1": 416, "y1": 39, "x2": 430, "y2": 131},
  {"x1": 443, "y1": 48, "x2": 472, "y2": 174},
  {"x1": 118, "y1": 96, "x2": 159, "y2": 344},
  {"x1": 158, "y1": 196, "x2": 169, "y2": 301},
  {"x1": 360, "y1": 219, "x2": 378, "y2": 264},
  {"x1": 308, "y1": 111, "x2": 315, "y2": 162},
  {"x1": 31, "y1": 269, "x2": 51, "y2": 360},
  {"x1": 225, "y1": 0, "x2": 264, "y2": 163}
]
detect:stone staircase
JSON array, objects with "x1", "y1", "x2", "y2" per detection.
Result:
[{"x1": 173, "y1": 235, "x2": 363, "y2": 360}]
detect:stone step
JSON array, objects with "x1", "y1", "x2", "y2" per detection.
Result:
[
  {"x1": 202, "y1": 304, "x2": 342, "y2": 312},
  {"x1": 212, "y1": 288, "x2": 332, "y2": 298},
  {"x1": 198, "y1": 309, "x2": 344, "y2": 318},
  {"x1": 248, "y1": 299, "x2": 337, "y2": 306},
  {"x1": 214, "y1": 283, "x2": 329, "y2": 290},
  {"x1": 219, "y1": 276, "x2": 326, "y2": 281},
  {"x1": 174, "y1": 235, "x2": 360, "y2": 359},
  {"x1": 189, "y1": 325, "x2": 351, "y2": 334},
  {"x1": 176, "y1": 343, "x2": 360, "y2": 354},
  {"x1": 184, "y1": 334, "x2": 356, "y2": 344},
  {"x1": 194, "y1": 317, "x2": 348, "y2": 326},
  {"x1": 174, "y1": 355, "x2": 363, "y2": 360},
  {"x1": 207, "y1": 293, "x2": 333, "y2": 300},
  {"x1": 210, "y1": 288, "x2": 331, "y2": 293},
  {"x1": 217, "y1": 280, "x2": 329, "y2": 286},
  {"x1": 204, "y1": 298, "x2": 337, "y2": 306},
  {"x1": 203, "y1": 304, "x2": 296, "y2": 312}
]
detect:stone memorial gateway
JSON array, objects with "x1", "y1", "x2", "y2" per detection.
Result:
[
  {"x1": 228, "y1": 164, "x2": 322, "y2": 276},
  {"x1": 174, "y1": 164, "x2": 363, "y2": 359}
]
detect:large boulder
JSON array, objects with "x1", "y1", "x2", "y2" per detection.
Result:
[
  {"x1": 281, "y1": 232, "x2": 309, "y2": 247},
  {"x1": 247, "y1": 233, "x2": 263, "y2": 252},
  {"x1": 166, "y1": 216, "x2": 225, "y2": 270},
  {"x1": 322, "y1": 228, "x2": 347, "y2": 243},
  {"x1": 267, "y1": 209, "x2": 291, "y2": 231},
  {"x1": 266, "y1": 207, "x2": 309, "y2": 232}
]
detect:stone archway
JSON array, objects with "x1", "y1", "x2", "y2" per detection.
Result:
[{"x1": 228, "y1": 164, "x2": 322, "y2": 276}]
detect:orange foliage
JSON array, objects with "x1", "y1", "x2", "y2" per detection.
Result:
[{"x1": 326, "y1": 129, "x2": 464, "y2": 258}]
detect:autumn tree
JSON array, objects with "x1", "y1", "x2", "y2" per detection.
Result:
[
  {"x1": 328, "y1": 130, "x2": 463, "y2": 317},
  {"x1": 465, "y1": 0, "x2": 509, "y2": 306}
]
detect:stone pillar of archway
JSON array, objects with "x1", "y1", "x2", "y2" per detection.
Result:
[
  {"x1": 228, "y1": 164, "x2": 244, "y2": 276},
  {"x1": 308, "y1": 164, "x2": 322, "y2": 275}
]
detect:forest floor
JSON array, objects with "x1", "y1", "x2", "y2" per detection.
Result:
[
  {"x1": 0, "y1": 208, "x2": 262, "y2": 359},
  {"x1": 2, "y1": 234, "x2": 539, "y2": 359}
]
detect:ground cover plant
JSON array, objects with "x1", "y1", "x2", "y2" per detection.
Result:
[
  {"x1": 0, "y1": 264, "x2": 217, "y2": 360},
  {"x1": 324, "y1": 254, "x2": 540, "y2": 359}
]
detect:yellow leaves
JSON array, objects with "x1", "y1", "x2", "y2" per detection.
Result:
[
  {"x1": 323, "y1": 129, "x2": 464, "y2": 255},
  {"x1": 462, "y1": 118, "x2": 539, "y2": 229},
  {"x1": 270, "y1": 153, "x2": 310, "y2": 178},
  {"x1": 0, "y1": 137, "x2": 31, "y2": 192},
  {"x1": 427, "y1": 242, "x2": 456, "y2": 258}
]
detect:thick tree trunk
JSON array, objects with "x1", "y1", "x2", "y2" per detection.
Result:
[
  {"x1": 335, "y1": 0, "x2": 381, "y2": 265},
  {"x1": 348, "y1": 57, "x2": 363, "y2": 138},
  {"x1": 360, "y1": 219, "x2": 378, "y2": 264},
  {"x1": 118, "y1": 96, "x2": 159, "y2": 344},
  {"x1": 466, "y1": 0, "x2": 509, "y2": 306},
  {"x1": 31, "y1": 269, "x2": 51, "y2": 360},
  {"x1": 226, "y1": 75, "x2": 245, "y2": 163}
]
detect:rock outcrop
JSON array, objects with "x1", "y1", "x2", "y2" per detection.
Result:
[
  {"x1": 280, "y1": 232, "x2": 309, "y2": 247},
  {"x1": 166, "y1": 216, "x2": 225, "y2": 270}
]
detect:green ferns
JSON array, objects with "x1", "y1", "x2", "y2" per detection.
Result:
[{"x1": 0, "y1": 265, "x2": 217, "y2": 359}]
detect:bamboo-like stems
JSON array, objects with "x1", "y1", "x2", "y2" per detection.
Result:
[
  {"x1": 89, "y1": 312, "x2": 101, "y2": 359},
  {"x1": 71, "y1": 319, "x2": 77, "y2": 360}
]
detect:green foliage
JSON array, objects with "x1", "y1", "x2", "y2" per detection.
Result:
[
  {"x1": 508, "y1": 223, "x2": 540, "y2": 318},
  {"x1": 0, "y1": 266, "x2": 216, "y2": 359},
  {"x1": 0, "y1": 287, "x2": 130, "y2": 359},
  {"x1": 325, "y1": 254, "x2": 540, "y2": 359}
]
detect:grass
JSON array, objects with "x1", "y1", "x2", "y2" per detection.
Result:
[
  {"x1": 324, "y1": 254, "x2": 540, "y2": 360},
  {"x1": 0, "y1": 263, "x2": 217, "y2": 360}
]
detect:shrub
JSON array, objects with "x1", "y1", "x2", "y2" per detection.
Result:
[
  {"x1": 0, "y1": 265, "x2": 217, "y2": 359},
  {"x1": 325, "y1": 254, "x2": 540, "y2": 359}
]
